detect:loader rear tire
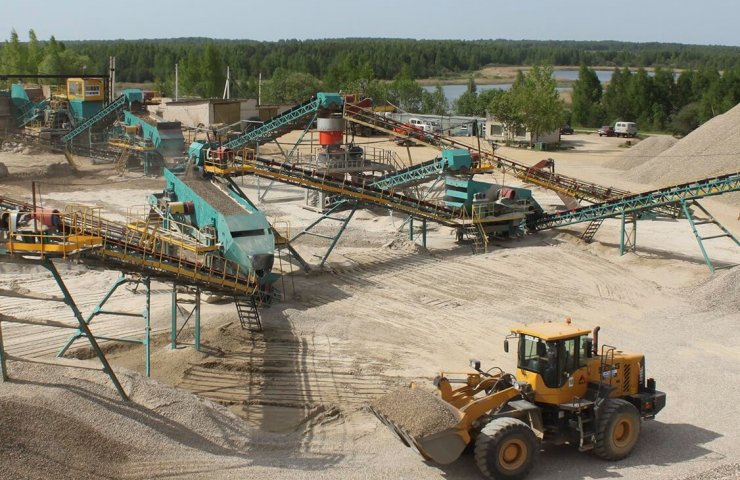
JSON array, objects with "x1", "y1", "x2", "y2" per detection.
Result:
[
  {"x1": 594, "y1": 398, "x2": 641, "y2": 460},
  {"x1": 474, "y1": 417, "x2": 539, "y2": 480}
]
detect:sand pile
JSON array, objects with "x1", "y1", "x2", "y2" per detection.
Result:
[
  {"x1": 688, "y1": 266, "x2": 740, "y2": 313},
  {"x1": 605, "y1": 136, "x2": 677, "y2": 170},
  {"x1": 678, "y1": 463, "x2": 740, "y2": 480},
  {"x1": 0, "y1": 361, "x2": 279, "y2": 480},
  {"x1": 371, "y1": 388, "x2": 459, "y2": 438},
  {"x1": 624, "y1": 104, "x2": 740, "y2": 206}
]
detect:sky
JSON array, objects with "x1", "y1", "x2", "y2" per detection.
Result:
[{"x1": 1, "y1": 0, "x2": 739, "y2": 46}]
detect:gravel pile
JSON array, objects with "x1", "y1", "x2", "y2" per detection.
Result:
[
  {"x1": 605, "y1": 136, "x2": 677, "y2": 170},
  {"x1": 678, "y1": 463, "x2": 740, "y2": 480},
  {"x1": 624, "y1": 104, "x2": 740, "y2": 206},
  {"x1": 0, "y1": 140, "x2": 34, "y2": 155},
  {"x1": 371, "y1": 388, "x2": 459, "y2": 438},
  {"x1": 0, "y1": 362, "x2": 278, "y2": 480},
  {"x1": 688, "y1": 266, "x2": 740, "y2": 313}
]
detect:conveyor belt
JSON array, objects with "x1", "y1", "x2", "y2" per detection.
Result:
[
  {"x1": 0, "y1": 196, "x2": 258, "y2": 296},
  {"x1": 205, "y1": 157, "x2": 462, "y2": 227},
  {"x1": 531, "y1": 173, "x2": 740, "y2": 230},
  {"x1": 343, "y1": 104, "x2": 680, "y2": 217}
]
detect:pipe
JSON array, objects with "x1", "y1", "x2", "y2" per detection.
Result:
[{"x1": 592, "y1": 326, "x2": 601, "y2": 355}]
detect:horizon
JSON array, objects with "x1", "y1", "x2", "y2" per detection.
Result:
[
  {"x1": 5, "y1": 36, "x2": 738, "y2": 48},
  {"x1": 2, "y1": 0, "x2": 739, "y2": 47}
]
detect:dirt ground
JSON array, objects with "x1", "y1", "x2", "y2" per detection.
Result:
[{"x1": 0, "y1": 131, "x2": 739, "y2": 479}]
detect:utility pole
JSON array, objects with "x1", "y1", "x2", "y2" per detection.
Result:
[
  {"x1": 108, "y1": 56, "x2": 116, "y2": 102},
  {"x1": 223, "y1": 66, "x2": 230, "y2": 100},
  {"x1": 175, "y1": 63, "x2": 179, "y2": 101}
]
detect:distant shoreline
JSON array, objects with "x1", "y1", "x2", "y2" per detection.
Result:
[{"x1": 417, "y1": 65, "x2": 669, "y2": 86}]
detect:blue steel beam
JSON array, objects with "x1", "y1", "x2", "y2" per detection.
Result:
[
  {"x1": 371, "y1": 158, "x2": 443, "y2": 190},
  {"x1": 224, "y1": 98, "x2": 321, "y2": 150},
  {"x1": 533, "y1": 173, "x2": 740, "y2": 231}
]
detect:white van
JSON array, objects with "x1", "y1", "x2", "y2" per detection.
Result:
[
  {"x1": 614, "y1": 121, "x2": 637, "y2": 138},
  {"x1": 409, "y1": 118, "x2": 439, "y2": 134}
]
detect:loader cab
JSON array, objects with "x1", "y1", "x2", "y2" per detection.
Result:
[{"x1": 510, "y1": 321, "x2": 593, "y2": 404}]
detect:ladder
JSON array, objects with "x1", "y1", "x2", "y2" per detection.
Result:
[
  {"x1": 580, "y1": 218, "x2": 605, "y2": 243},
  {"x1": 114, "y1": 145, "x2": 131, "y2": 174},
  {"x1": 464, "y1": 225, "x2": 485, "y2": 253},
  {"x1": 596, "y1": 344, "x2": 616, "y2": 408},
  {"x1": 16, "y1": 99, "x2": 48, "y2": 127},
  {"x1": 234, "y1": 296, "x2": 262, "y2": 331}
]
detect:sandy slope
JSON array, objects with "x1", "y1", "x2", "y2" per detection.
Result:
[{"x1": 1, "y1": 129, "x2": 739, "y2": 480}]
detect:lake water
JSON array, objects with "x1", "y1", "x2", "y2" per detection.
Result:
[{"x1": 424, "y1": 69, "x2": 616, "y2": 104}]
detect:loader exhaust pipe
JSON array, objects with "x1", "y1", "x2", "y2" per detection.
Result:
[{"x1": 593, "y1": 326, "x2": 600, "y2": 355}]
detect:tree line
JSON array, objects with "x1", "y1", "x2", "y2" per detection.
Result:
[
  {"x1": 571, "y1": 65, "x2": 740, "y2": 134},
  {"x1": 1, "y1": 31, "x2": 738, "y2": 135},
  {"x1": 3, "y1": 32, "x2": 739, "y2": 86},
  {"x1": 453, "y1": 64, "x2": 740, "y2": 136}
]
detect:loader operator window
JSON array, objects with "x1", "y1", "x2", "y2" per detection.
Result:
[{"x1": 519, "y1": 335, "x2": 578, "y2": 388}]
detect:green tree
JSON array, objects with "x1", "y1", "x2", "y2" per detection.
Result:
[
  {"x1": 27, "y1": 29, "x2": 42, "y2": 75},
  {"x1": 420, "y1": 84, "x2": 448, "y2": 115},
  {"x1": 454, "y1": 77, "x2": 479, "y2": 115},
  {"x1": 670, "y1": 102, "x2": 701, "y2": 136},
  {"x1": 514, "y1": 65, "x2": 564, "y2": 146},
  {"x1": 488, "y1": 90, "x2": 523, "y2": 142},
  {"x1": 571, "y1": 64, "x2": 603, "y2": 127},
  {"x1": 602, "y1": 68, "x2": 632, "y2": 123},
  {"x1": 201, "y1": 43, "x2": 226, "y2": 98},
  {"x1": 36, "y1": 35, "x2": 90, "y2": 78},
  {"x1": 2, "y1": 29, "x2": 27, "y2": 73},
  {"x1": 262, "y1": 68, "x2": 321, "y2": 104},
  {"x1": 387, "y1": 67, "x2": 423, "y2": 112}
]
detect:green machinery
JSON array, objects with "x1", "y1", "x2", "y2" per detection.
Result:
[
  {"x1": 444, "y1": 175, "x2": 543, "y2": 239},
  {"x1": 0, "y1": 193, "x2": 262, "y2": 397},
  {"x1": 120, "y1": 110, "x2": 185, "y2": 159},
  {"x1": 149, "y1": 168, "x2": 279, "y2": 301}
]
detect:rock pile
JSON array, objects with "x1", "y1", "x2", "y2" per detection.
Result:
[
  {"x1": 371, "y1": 388, "x2": 459, "y2": 438},
  {"x1": 623, "y1": 104, "x2": 740, "y2": 206},
  {"x1": 605, "y1": 136, "x2": 677, "y2": 171}
]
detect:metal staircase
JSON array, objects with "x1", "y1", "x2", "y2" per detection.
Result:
[
  {"x1": 580, "y1": 218, "x2": 605, "y2": 243},
  {"x1": 234, "y1": 295, "x2": 262, "y2": 331},
  {"x1": 16, "y1": 99, "x2": 48, "y2": 127},
  {"x1": 61, "y1": 94, "x2": 127, "y2": 143},
  {"x1": 114, "y1": 144, "x2": 131, "y2": 174},
  {"x1": 460, "y1": 205, "x2": 489, "y2": 254},
  {"x1": 223, "y1": 97, "x2": 322, "y2": 150}
]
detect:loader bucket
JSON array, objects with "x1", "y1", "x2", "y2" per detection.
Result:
[{"x1": 369, "y1": 388, "x2": 470, "y2": 465}]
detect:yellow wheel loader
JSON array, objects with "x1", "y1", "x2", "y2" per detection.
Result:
[{"x1": 371, "y1": 320, "x2": 666, "y2": 480}]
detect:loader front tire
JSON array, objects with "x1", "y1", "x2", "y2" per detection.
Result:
[
  {"x1": 594, "y1": 398, "x2": 641, "y2": 460},
  {"x1": 474, "y1": 417, "x2": 539, "y2": 480}
]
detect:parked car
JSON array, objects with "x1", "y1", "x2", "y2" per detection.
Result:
[
  {"x1": 453, "y1": 124, "x2": 470, "y2": 136},
  {"x1": 598, "y1": 125, "x2": 615, "y2": 137},
  {"x1": 614, "y1": 121, "x2": 637, "y2": 138},
  {"x1": 560, "y1": 125, "x2": 574, "y2": 135}
]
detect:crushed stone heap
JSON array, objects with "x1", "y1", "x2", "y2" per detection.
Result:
[
  {"x1": 605, "y1": 136, "x2": 677, "y2": 170},
  {"x1": 371, "y1": 388, "x2": 459, "y2": 438}
]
